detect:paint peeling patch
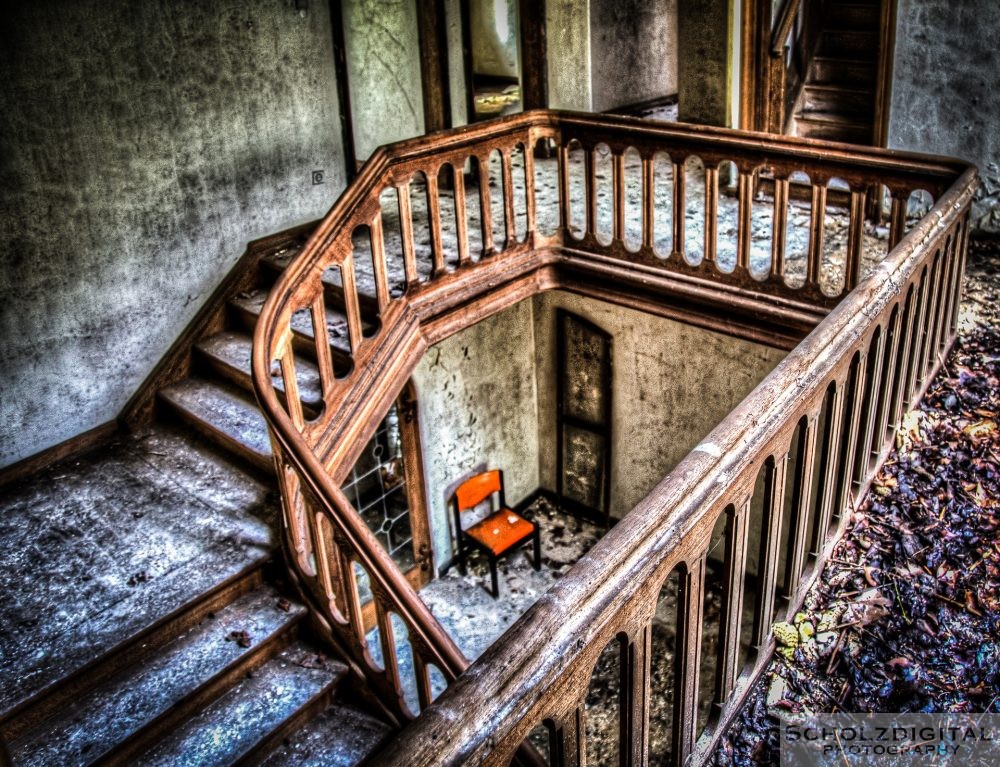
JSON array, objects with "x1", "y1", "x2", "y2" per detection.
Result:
[{"x1": 693, "y1": 442, "x2": 722, "y2": 458}]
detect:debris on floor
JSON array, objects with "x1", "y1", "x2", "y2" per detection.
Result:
[{"x1": 713, "y1": 239, "x2": 1000, "y2": 765}]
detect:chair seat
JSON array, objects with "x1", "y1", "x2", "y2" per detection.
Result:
[{"x1": 464, "y1": 508, "x2": 534, "y2": 556}]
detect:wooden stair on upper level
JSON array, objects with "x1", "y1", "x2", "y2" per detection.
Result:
[{"x1": 792, "y1": 0, "x2": 882, "y2": 145}]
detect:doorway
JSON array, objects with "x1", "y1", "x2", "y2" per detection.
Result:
[{"x1": 556, "y1": 310, "x2": 613, "y2": 525}]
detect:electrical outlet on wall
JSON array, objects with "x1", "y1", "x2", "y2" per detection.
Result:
[{"x1": 312, "y1": 170, "x2": 324, "y2": 185}]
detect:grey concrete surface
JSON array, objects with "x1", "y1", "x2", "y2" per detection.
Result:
[
  {"x1": 677, "y1": 0, "x2": 734, "y2": 127},
  {"x1": 0, "y1": 0, "x2": 345, "y2": 469},
  {"x1": 546, "y1": 0, "x2": 594, "y2": 111},
  {"x1": 590, "y1": 0, "x2": 678, "y2": 112},
  {"x1": 342, "y1": 0, "x2": 425, "y2": 160},
  {"x1": 889, "y1": 0, "x2": 1000, "y2": 232}
]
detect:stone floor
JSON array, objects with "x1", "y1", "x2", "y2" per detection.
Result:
[{"x1": 0, "y1": 426, "x2": 277, "y2": 715}]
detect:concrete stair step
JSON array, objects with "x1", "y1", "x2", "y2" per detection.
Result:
[
  {"x1": 230, "y1": 288, "x2": 365, "y2": 375},
  {"x1": 159, "y1": 378, "x2": 273, "y2": 474},
  {"x1": 9, "y1": 586, "x2": 306, "y2": 767},
  {"x1": 134, "y1": 641, "x2": 347, "y2": 767},
  {"x1": 259, "y1": 252, "x2": 384, "y2": 318},
  {"x1": 195, "y1": 331, "x2": 324, "y2": 417},
  {"x1": 826, "y1": 2, "x2": 881, "y2": 31},
  {"x1": 257, "y1": 702, "x2": 392, "y2": 767}
]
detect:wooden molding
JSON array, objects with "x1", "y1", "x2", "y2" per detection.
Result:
[{"x1": 0, "y1": 420, "x2": 119, "y2": 493}]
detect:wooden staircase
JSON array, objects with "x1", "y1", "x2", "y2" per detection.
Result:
[
  {"x1": 0, "y1": 225, "x2": 397, "y2": 766},
  {"x1": 792, "y1": 0, "x2": 881, "y2": 144}
]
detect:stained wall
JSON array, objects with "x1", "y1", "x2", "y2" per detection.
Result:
[{"x1": 0, "y1": 0, "x2": 345, "y2": 468}]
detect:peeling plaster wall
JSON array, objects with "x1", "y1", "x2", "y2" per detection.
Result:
[
  {"x1": 342, "y1": 0, "x2": 424, "y2": 160},
  {"x1": 589, "y1": 0, "x2": 678, "y2": 112},
  {"x1": 412, "y1": 300, "x2": 540, "y2": 566},
  {"x1": 677, "y1": 0, "x2": 734, "y2": 127},
  {"x1": 533, "y1": 291, "x2": 786, "y2": 519},
  {"x1": 444, "y1": 0, "x2": 469, "y2": 127},
  {"x1": 0, "y1": 0, "x2": 344, "y2": 469},
  {"x1": 888, "y1": 1, "x2": 1000, "y2": 232}
]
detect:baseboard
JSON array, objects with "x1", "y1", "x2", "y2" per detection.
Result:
[{"x1": 0, "y1": 420, "x2": 118, "y2": 492}]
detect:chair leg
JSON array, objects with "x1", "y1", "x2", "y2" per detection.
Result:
[
  {"x1": 458, "y1": 538, "x2": 467, "y2": 576},
  {"x1": 489, "y1": 556, "x2": 499, "y2": 598},
  {"x1": 532, "y1": 528, "x2": 541, "y2": 571}
]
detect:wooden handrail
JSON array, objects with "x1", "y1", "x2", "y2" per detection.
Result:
[
  {"x1": 251, "y1": 109, "x2": 976, "y2": 760},
  {"x1": 771, "y1": 0, "x2": 802, "y2": 53}
]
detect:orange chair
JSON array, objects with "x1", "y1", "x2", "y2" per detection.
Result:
[{"x1": 452, "y1": 469, "x2": 541, "y2": 597}]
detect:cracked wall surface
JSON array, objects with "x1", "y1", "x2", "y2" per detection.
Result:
[
  {"x1": 0, "y1": 0, "x2": 344, "y2": 469},
  {"x1": 343, "y1": 0, "x2": 425, "y2": 160},
  {"x1": 889, "y1": 0, "x2": 1000, "y2": 233},
  {"x1": 411, "y1": 299, "x2": 540, "y2": 568}
]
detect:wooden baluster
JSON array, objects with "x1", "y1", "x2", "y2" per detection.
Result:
[
  {"x1": 311, "y1": 294, "x2": 336, "y2": 394},
  {"x1": 904, "y1": 271, "x2": 932, "y2": 408},
  {"x1": 771, "y1": 177, "x2": 789, "y2": 281},
  {"x1": 736, "y1": 169, "x2": 753, "y2": 273},
  {"x1": 716, "y1": 497, "x2": 750, "y2": 703},
  {"x1": 369, "y1": 211, "x2": 390, "y2": 312},
  {"x1": 835, "y1": 354, "x2": 868, "y2": 519},
  {"x1": 613, "y1": 151, "x2": 626, "y2": 244},
  {"x1": 888, "y1": 194, "x2": 907, "y2": 250},
  {"x1": 890, "y1": 287, "x2": 919, "y2": 429},
  {"x1": 672, "y1": 555, "x2": 705, "y2": 767},
  {"x1": 339, "y1": 254, "x2": 363, "y2": 354},
  {"x1": 937, "y1": 233, "x2": 960, "y2": 354},
  {"x1": 623, "y1": 625, "x2": 652, "y2": 767},
  {"x1": 785, "y1": 418, "x2": 818, "y2": 602},
  {"x1": 807, "y1": 184, "x2": 827, "y2": 287},
  {"x1": 642, "y1": 155, "x2": 655, "y2": 252},
  {"x1": 426, "y1": 168, "x2": 446, "y2": 275},
  {"x1": 279, "y1": 346, "x2": 305, "y2": 430},
  {"x1": 872, "y1": 309, "x2": 902, "y2": 462},
  {"x1": 342, "y1": 552, "x2": 366, "y2": 646},
  {"x1": 853, "y1": 332, "x2": 885, "y2": 491},
  {"x1": 951, "y1": 221, "x2": 970, "y2": 334},
  {"x1": 752, "y1": 455, "x2": 787, "y2": 650},
  {"x1": 375, "y1": 601, "x2": 404, "y2": 707},
  {"x1": 586, "y1": 147, "x2": 597, "y2": 240},
  {"x1": 920, "y1": 254, "x2": 945, "y2": 383},
  {"x1": 845, "y1": 189, "x2": 867, "y2": 291},
  {"x1": 413, "y1": 651, "x2": 433, "y2": 712},
  {"x1": 524, "y1": 145, "x2": 538, "y2": 240},
  {"x1": 453, "y1": 163, "x2": 471, "y2": 265},
  {"x1": 672, "y1": 160, "x2": 685, "y2": 259},
  {"x1": 317, "y1": 512, "x2": 350, "y2": 621},
  {"x1": 479, "y1": 154, "x2": 496, "y2": 256},
  {"x1": 554, "y1": 706, "x2": 586, "y2": 767},
  {"x1": 703, "y1": 165, "x2": 719, "y2": 267},
  {"x1": 502, "y1": 149, "x2": 517, "y2": 247},
  {"x1": 396, "y1": 183, "x2": 418, "y2": 287},
  {"x1": 280, "y1": 464, "x2": 311, "y2": 572},
  {"x1": 813, "y1": 384, "x2": 846, "y2": 554},
  {"x1": 559, "y1": 144, "x2": 571, "y2": 233},
  {"x1": 929, "y1": 246, "x2": 952, "y2": 370},
  {"x1": 309, "y1": 511, "x2": 337, "y2": 612}
]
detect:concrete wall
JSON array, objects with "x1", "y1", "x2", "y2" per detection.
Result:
[
  {"x1": 342, "y1": 0, "x2": 425, "y2": 160},
  {"x1": 677, "y1": 0, "x2": 735, "y2": 126},
  {"x1": 412, "y1": 300, "x2": 540, "y2": 566},
  {"x1": 470, "y1": 0, "x2": 520, "y2": 80},
  {"x1": 533, "y1": 291, "x2": 786, "y2": 519},
  {"x1": 888, "y1": 0, "x2": 1000, "y2": 232},
  {"x1": 589, "y1": 0, "x2": 678, "y2": 112},
  {"x1": 0, "y1": 0, "x2": 344, "y2": 469},
  {"x1": 546, "y1": 0, "x2": 593, "y2": 111}
]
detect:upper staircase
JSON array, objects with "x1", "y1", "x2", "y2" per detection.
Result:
[{"x1": 791, "y1": 0, "x2": 882, "y2": 144}]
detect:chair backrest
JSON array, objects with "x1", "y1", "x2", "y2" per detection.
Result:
[{"x1": 454, "y1": 469, "x2": 503, "y2": 513}]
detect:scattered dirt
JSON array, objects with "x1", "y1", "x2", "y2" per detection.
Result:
[{"x1": 713, "y1": 238, "x2": 1000, "y2": 766}]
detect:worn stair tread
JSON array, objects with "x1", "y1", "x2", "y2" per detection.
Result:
[
  {"x1": 159, "y1": 378, "x2": 273, "y2": 472},
  {"x1": 260, "y1": 253, "x2": 384, "y2": 313},
  {"x1": 196, "y1": 331, "x2": 324, "y2": 411},
  {"x1": 0, "y1": 428, "x2": 274, "y2": 720},
  {"x1": 795, "y1": 110, "x2": 873, "y2": 129},
  {"x1": 134, "y1": 642, "x2": 346, "y2": 767},
  {"x1": 11, "y1": 586, "x2": 306, "y2": 767},
  {"x1": 230, "y1": 289, "x2": 362, "y2": 357},
  {"x1": 257, "y1": 702, "x2": 392, "y2": 767}
]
